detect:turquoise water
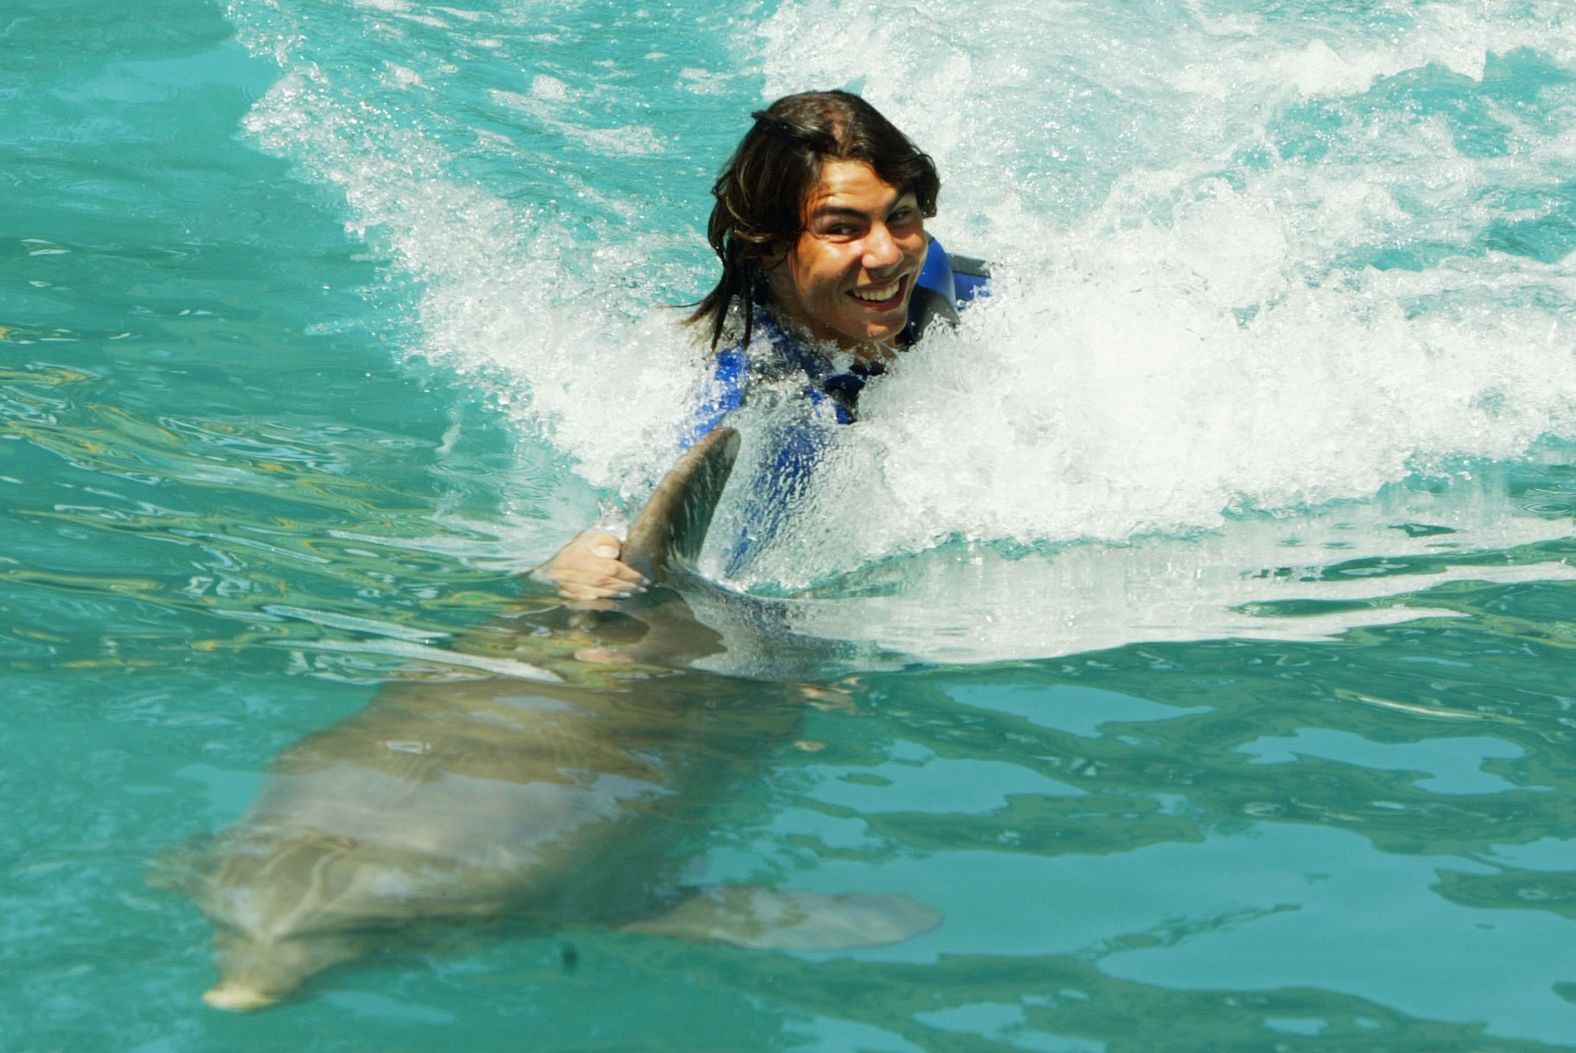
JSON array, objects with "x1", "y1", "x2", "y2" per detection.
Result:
[{"x1": 5, "y1": 0, "x2": 1576, "y2": 1049}]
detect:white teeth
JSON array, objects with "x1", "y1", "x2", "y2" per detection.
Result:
[{"x1": 853, "y1": 281, "x2": 899, "y2": 302}]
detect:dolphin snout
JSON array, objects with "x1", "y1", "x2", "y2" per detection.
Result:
[
  {"x1": 205, "y1": 927, "x2": 358, "y2": 1012},
  {"x1": 202, "y1": 982, "x2": 281, "y2": 1013}
]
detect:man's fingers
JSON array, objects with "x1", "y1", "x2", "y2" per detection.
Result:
[
  {"x1": 551, "y1": 566, "x2": 647, "y2": 592},
  {"x1": 602, "y1": 563, "x2": 649, "y2": 588},
  {"x1": 561, "y1": 595, "x2": 617, "y2": 612},
  {"x1": 567, "y1": 534, "x2": 648, "y2": 585},
  {"x1": 580, "y1": 531, "x2": 621, "y2": 558},
  {"x1": 536, "y1": 529, "x2": 650, "y2": 603}
]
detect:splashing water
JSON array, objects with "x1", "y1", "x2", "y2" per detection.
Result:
[{"x1": 221, "y1": 0, "x2": 1576, "y2": 653}]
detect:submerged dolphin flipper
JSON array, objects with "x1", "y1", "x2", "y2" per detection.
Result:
[{"x1": 623, "y1": 886, "x2": 941, "y2": 951}]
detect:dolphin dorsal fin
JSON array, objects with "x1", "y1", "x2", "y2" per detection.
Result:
[{"x1": 622, "y1": 427, "x2": 740, "y2": 582}]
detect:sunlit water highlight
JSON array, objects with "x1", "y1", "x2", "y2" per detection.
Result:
[{"x1": 4, "y1": 0, "x2": 1576, "y2": 1049}]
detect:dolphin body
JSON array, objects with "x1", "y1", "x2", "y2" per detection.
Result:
[{"x1": 163, "y1": 429, "x2": 937, "y2": 1011}]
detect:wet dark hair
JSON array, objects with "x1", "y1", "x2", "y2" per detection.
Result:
[{"x1": 688, "y1": 90, "x2": 941, "y2": 351}]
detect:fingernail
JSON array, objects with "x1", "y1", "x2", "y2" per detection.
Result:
[{"x1": 592, "y1": 545, "x2": 619, "y2": 558}]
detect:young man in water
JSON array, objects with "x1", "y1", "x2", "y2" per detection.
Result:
[{"x1": 538, "y1": 90, "x2": 941, "y2": 603}]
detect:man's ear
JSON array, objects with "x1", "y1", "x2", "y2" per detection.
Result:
[{"x1": 760, "y1": 241, "x2": 789, "y2": 271}]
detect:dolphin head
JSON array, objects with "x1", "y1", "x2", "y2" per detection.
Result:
[{"x1": 193, "y1": 827, "x2": 387, "y2": 1011}]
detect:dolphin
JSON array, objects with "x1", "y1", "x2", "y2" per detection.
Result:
[{"x1": 159, "y1": 428, "x2": 938, "y2": 1011}]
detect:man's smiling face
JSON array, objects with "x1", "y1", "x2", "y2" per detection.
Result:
[{"x1": 767, "y1": 159, "x2": 929, "y2": 359}]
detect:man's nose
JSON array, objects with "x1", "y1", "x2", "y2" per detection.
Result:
[{"x1": 862, "y1": 222, "x2": 903, "y2": 271}]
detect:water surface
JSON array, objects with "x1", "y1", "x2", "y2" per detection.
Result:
[{"x1": 4, "y1": 0, "x2": 1576, "y2": 1049}]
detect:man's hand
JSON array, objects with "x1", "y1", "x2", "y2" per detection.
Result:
[{"x1": 534, "y1": 530, "x2": 649, "y2": 608}]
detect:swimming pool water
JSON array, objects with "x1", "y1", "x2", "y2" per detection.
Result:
[{"x1": 5, "y1": 0, "x2": 1576, "y2": 1049}]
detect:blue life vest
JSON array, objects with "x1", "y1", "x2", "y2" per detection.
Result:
[
  {"x1": 684, "y1": 236, "x2": 989, "y2": 571},
  {"x1": 687, "y1": 236, "x2": 988, "y2": 442}
]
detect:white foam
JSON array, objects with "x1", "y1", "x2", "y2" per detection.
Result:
[{"x1": 529, "y1": 74, "x2": 570, "y2": 100}]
